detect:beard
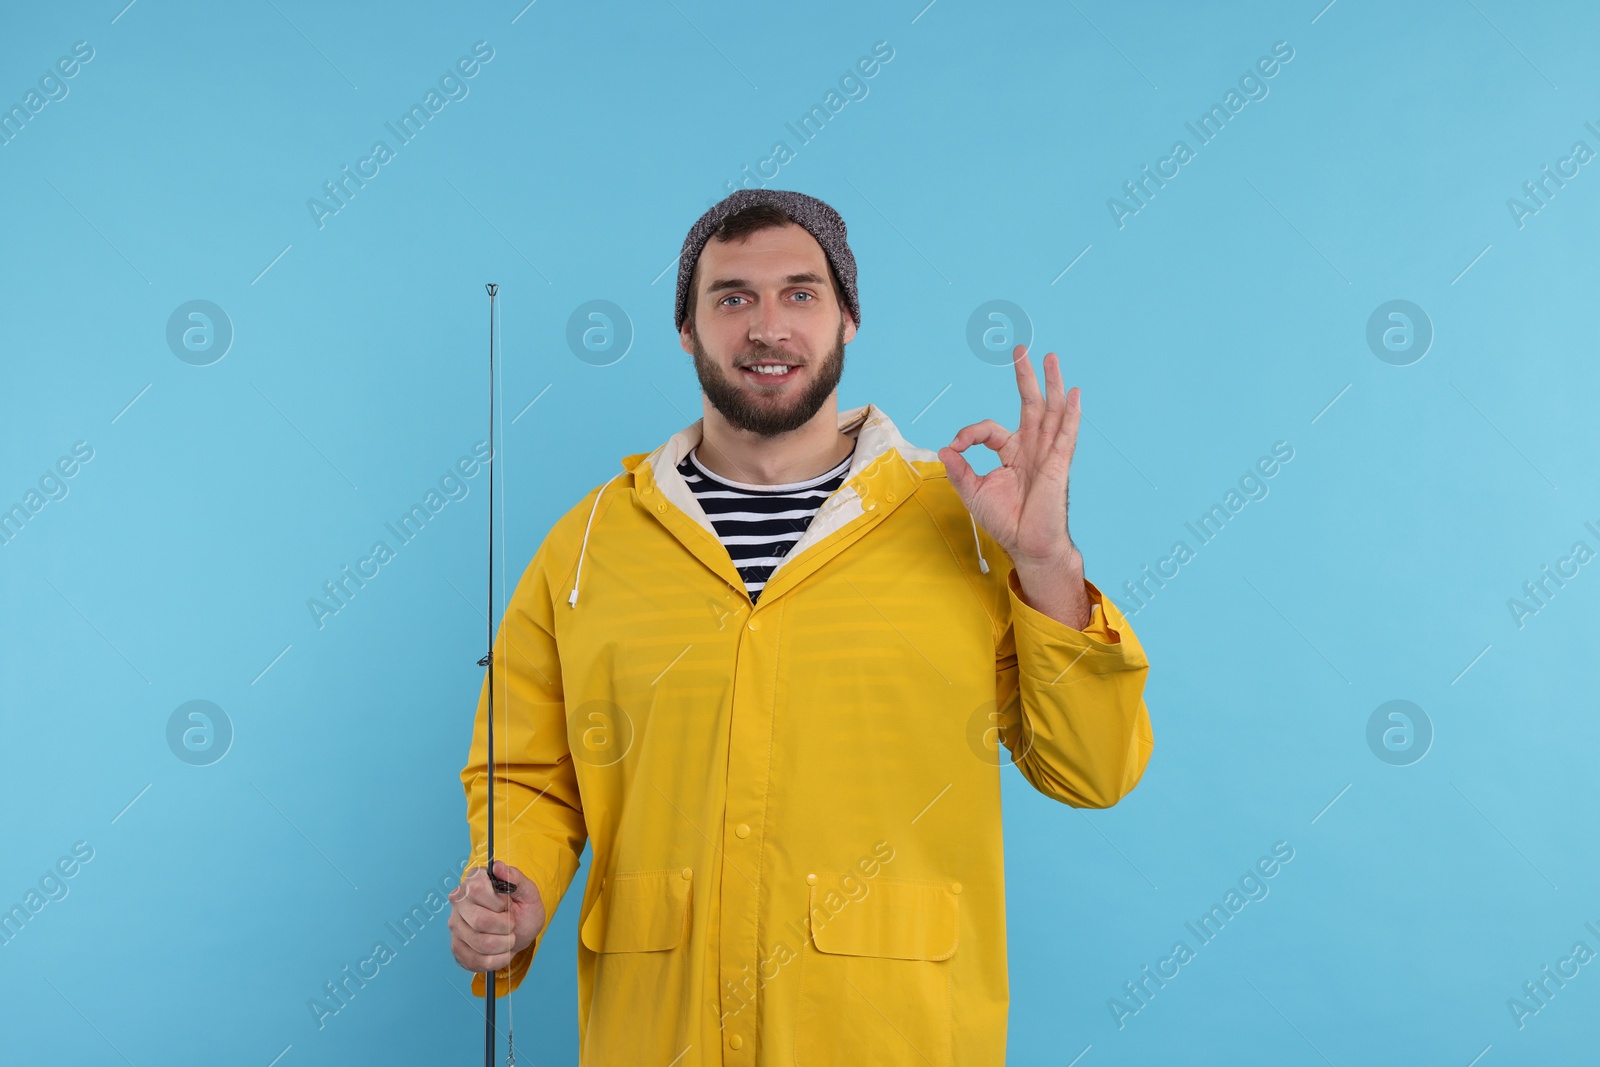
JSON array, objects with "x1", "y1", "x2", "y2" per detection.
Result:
[{"x1": 690, "y1": 315, "x2": 847, "y2": 437}]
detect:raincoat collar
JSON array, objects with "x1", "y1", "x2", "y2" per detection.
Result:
[
  {"x1": 636, "y1": 403, "x2": 936, "y2": 511},
  {"x1": 568, "y1": 403, "x2": 988, "y2": 608}
]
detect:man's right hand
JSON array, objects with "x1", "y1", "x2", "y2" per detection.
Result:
[{"x1": 448, "y1": 860, "x2": 546, "y2": 974}]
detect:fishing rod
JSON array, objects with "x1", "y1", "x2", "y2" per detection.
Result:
[{"x1": 480, "y1": 282, "x2": 518, "y2": 1066}]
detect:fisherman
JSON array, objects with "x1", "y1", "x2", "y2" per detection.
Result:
[{"x1": 448, "y1": 188, "x2": 1154, "y2": 1065}]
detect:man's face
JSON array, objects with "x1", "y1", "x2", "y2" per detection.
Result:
[{"x1": 680, "y1": 222, "x2": 858, "y2": 436}]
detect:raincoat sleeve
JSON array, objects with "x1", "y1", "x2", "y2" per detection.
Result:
[
  {"x1": 461, "y1": 531, "x2": 588, "y2": 996},
  {"x1": 994, "y1": 567, "x2": 1154, "y2": 808}
]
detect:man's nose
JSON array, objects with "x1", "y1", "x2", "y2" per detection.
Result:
[{"x1": 747, "y1": 299, "x2": 791, "y2": 347}]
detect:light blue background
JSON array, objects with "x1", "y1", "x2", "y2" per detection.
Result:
[{"x1": 3, "y1": 0, "x2": 1597, "y2": 1064}]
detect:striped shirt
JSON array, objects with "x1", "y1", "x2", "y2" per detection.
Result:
[{"x1": 678, "y1": 442, "x2": 856, "y2": 603}]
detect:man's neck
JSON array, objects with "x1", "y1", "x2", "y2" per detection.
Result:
[{"x1": 694, "y1": 404, "x2": 856, "y2": 486}]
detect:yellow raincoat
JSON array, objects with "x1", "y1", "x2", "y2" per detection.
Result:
[{"x1": 462, "y1": 402, "x2": 1154, "y2": 1066}]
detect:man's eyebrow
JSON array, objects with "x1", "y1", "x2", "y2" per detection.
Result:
[{"x1": 704, "y1": 272, "x2": 828, "y2": 295}]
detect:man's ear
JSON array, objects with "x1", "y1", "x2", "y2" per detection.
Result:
[
  {"x1": 679, "y1": 321, "x2": 695, "y2": 355},
  {"x1": 842, "y1": 314, "x2": 857, "y2": 346}
]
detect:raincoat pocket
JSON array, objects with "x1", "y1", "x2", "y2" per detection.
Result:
[
  {"x1": 579, "y1": 868, "x2": 694, "y2": 1066},
  {"x1": 795, "y1": 877, "x2": 958, "y2": 1067}
]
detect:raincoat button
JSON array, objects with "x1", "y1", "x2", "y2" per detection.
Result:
[
  {"x1": 729, "y1": 1035, "x2": 744, "y2": 1050},
  {"x1": 735, "y1": 823, "x2": 750, "y2": 838},
  {"x1": 656, "y1": 502, "x2": 666, "y2": 513},
  {"x1": 806, "y1": 873, "x2": 818, "y2": 885},
  {"x1": 681, "y1": 867, "x2": 693, "y2": 880},
  {"x1": 862, "y1": 499, "x2": 876, "y2": 511},
  {"x1": 747, "y1": 617, "x2": 760, "y2": 630},
  {"x1": 641, "y1": 484, "x2": 653, "y2": 496},
  {"x1": 951, "y1": 882, "x2": 962, "y2": 894},
  {"x1": 886, "y1": 492, "x2": 896, "y2": 503}
]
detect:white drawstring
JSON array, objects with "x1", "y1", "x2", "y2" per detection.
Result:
[
  {"x1": 569, "y1": 473, "x2": 624, "y2": 607},
  {"x1": 969, "y1": 513, "x2": 989, "y2": 574}
]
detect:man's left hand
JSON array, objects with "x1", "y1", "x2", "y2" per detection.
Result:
[{"x1": 939, "y1": 344, "x2": 1092, "y2": 628}]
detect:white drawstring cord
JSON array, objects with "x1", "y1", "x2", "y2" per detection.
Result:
[
  {"x1": 969, "y1": 513, "x2": 989, "y2": 574},
  {"x1": 569, "y1": 473, "x2": 624, "y2": 607}
]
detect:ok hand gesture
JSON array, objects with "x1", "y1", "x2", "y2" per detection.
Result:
[{"x1": 938, "y1": 345, "x2": 1093, "y2": 629}]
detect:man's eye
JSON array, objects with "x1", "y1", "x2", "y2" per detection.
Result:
[
  {"x1": 791, "y1": 292, "x2": 814, "y2": 302},
  {"x1": 721, "y1": 295, "x2": 746, "y2": 307}
]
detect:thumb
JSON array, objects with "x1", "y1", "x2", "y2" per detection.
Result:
[
  {"x1": 490, "y1": 859, "x2": 525, "y2": 894},
  {"x1": 939, "y1": 446, "x2": 977, "y2": 500}
]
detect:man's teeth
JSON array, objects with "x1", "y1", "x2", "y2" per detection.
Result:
[{"x1": 747, "y1": 365, "x2": 794, "y2": 375}]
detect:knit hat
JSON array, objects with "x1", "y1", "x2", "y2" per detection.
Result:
[{"x1": 675, "y1": 189, "x2": 859, "y2": 331}]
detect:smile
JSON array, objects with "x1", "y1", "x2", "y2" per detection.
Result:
[{"x1": 741, "y1": 364, "x2": 799, "y2": 383}]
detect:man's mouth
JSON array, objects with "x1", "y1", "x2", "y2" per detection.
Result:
[{"x1": 740, "y1": 362, "x2": 800, "y2": 384}]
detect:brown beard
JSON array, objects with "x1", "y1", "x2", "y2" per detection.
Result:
[{"x1": 690, "y1": 314, "x2": 847, "y2": 436}]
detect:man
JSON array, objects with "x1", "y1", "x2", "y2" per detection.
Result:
[{"x1": 449, "y1": 188, "x2": 1154, "y2": 1066}]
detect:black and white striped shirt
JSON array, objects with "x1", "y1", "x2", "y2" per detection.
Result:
[{"x1": 678, "y1": 443, "x2": 856, "y2": 603}]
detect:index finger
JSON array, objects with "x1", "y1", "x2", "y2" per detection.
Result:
[
  {"x1": 459, "y1": 866, "x2": 510, "y2": 911},
  {"x1": 948, "y1": 419, "x2": 1013, "y2": 455}
]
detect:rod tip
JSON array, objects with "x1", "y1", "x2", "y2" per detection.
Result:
[{"x1": 486, "y1": 282, "x2": 498, "y2": 296}]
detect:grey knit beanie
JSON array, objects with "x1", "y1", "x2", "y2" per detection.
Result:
[{"x1": 675, "y1": 188, "x2": 859, "y2": 331}]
